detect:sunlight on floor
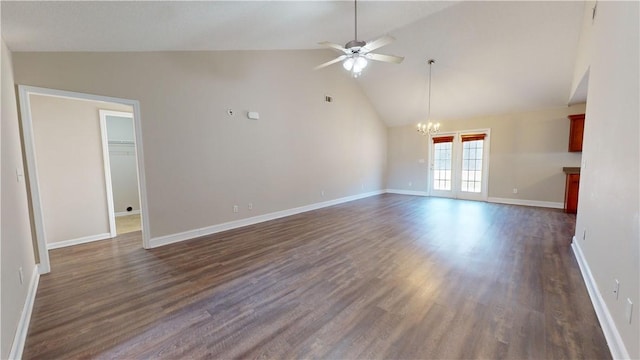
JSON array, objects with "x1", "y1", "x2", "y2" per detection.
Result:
[{"x1": 116, "y1": 214, "x2": 141, "y2": 234}]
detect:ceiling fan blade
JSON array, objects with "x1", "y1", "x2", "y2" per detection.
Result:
[
  {"x1": 365, "y1": 53, "x2": 404, "y2": 64},
  {"x1": 361, "y1": 35, "x2": 395, "y2": 53},
  {"x1": 318, "y1": 41, "x2": 350, "y2": 54},
  {"x1": 314, "y1": 55, "x2": 348, "y2": 70}
]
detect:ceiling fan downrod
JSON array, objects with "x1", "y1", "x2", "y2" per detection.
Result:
[{"x1": 346, "y1": 0, "x2": 366, "y2": 50}]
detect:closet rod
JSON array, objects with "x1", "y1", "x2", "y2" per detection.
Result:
[{"x1": 108, "y1": 140, "x2": 135, "y2": 145}]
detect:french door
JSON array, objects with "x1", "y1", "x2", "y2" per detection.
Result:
[{"x1": 429, "y1": 129, "x2": 490, "y2": 201}]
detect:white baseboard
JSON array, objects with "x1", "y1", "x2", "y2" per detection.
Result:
[
  {"x1": 571, "y1": 239, "x2": 629, "y2": 359},
  {"x1": 149, "y1": 190, "x2": 385, "y2": 248},
  {"x1": 115, "y1": 210, "x2": 140, "y2": 217},
  {"x1": 8, "y1": 265, "x2": 40, "y2": 360},
  {"x1": 488, "y1": 197, "x2": 563, "y2": 209},
  {"x1": 47, "y1": 232, "x2": 112, "y2": 250},
  {"x1": 385, "y1": 189, "x2": 429, "y2": 196}
]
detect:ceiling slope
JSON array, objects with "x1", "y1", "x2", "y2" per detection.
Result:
[{"x1": 1, "y1": 1, "x2": 584, "y2": 126}]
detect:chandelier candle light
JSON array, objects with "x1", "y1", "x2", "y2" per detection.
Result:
[{"x1": 417, "y1": 59, "x2": 440, "y2": 136}]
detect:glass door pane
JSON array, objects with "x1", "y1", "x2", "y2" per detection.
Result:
[
  {"x1": 461, "y1": 140, "x2": 483, "y2": 193},
  {"x1": 433, "y1": 142, "x2": 452, "y2": 190}
]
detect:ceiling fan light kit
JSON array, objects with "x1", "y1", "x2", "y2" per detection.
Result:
[{"x1": 315, "y1": 0, "x2": 404, "y2": 77}]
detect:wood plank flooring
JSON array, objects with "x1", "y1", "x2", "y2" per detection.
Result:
[{"x1": 23, "y1": 194, "x2": 610, "y2": 359}]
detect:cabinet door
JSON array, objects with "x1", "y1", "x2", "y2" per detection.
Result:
[
  {"x1": 568, "y1": 114, "x2": 585, "y2": 152},
  {"x1": 565, "y1": 174, "x2": 580, "y2": 213}
]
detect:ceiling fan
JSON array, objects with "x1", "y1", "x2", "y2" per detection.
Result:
[{"x1": 314, "y1": 0, "x2": 405, "y2": 77}]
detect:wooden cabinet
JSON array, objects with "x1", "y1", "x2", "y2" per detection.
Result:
[
  {"x1": 568, "y1": 114, "x2": 585, "y2": 152},
  {"x1": 564, "y1": 170, "x2": 580, "y2": 214}
]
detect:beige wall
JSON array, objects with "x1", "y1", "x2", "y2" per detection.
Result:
[
  {"x1": 574, "y1": 1, "x2": 639, "y2": 358},
  {"x1": 387, "y1": 104, "x2": 586, "y2": 204},
  {"x1": 387, "y1": 125, "x2": 429, "y2": 193},
  {"x1": 29, "y1": 95, "x2": 132, "y2": 245},
  {"x1": 570, "y1": 0, "x2": 594, "y2": 101},
  {"x1": 12, "y1": 50, "x2": 388, "y2": 240},
  {"x1": 1, "y1": 38, "x2": 36, "y2": 359}
]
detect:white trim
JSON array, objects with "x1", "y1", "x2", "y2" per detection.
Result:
[
  {"x1": 99, "y1": 110, "x2": 118, "y2": 238},
  {"x1": 385, "y1": 189, "x2": 429, "y2": 196},
  {"x1": 572, "y1": 239, "x2": 629, "y2": 360},
  {"x1": 115, "y1": 210, "x2": 141, "y2": 217},
  {"x1": 46, "y1": 232, "x2": 112, "y2": 250},
  {"x1": 487, "y1": 197, "x2": 564, "y2": 209},
  {"x1": 17, "y1": 85, "x2": 151, "y2": 271},
  {"x1": 8, "y1": 265, "x2": 40, "y2": 360},
  {"x1": 17, "y1": 86, "x2": 50, "y2": 273},
  {"x1": 149, "y1": 190, "x2": 385, "y2": 248}
]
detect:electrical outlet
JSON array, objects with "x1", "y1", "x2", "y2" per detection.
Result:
[
  {"x1": 18, "y1": 267, "x2": 24, "y2": 285},
  {"x1": 626, "y1": 299, "x2": 633, "y2": 324},
  {"x1": 233, "y1": 205, "x2": 238, "y2": 213},
  {"x1": 248, "y1": 203, "x2": 253, "y2": 210},
  {"x1": 512, "y1": 188, "x2": 518, "y2": 194},
  {"x1": 408, "y1": 181, "x2": 413, "y2": 187},
  {"x1": 321, "y1": 190, "x2": 325, "y2": 197},
  {"x1": 361, "y1": 184, "x2": 364, "y2": 190},
  {"x1": 613, "y1": 279, "x2": 620, "y2": 300}
]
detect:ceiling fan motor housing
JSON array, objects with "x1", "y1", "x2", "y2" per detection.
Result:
[{"x1": 345, "y1": 40, "x2": 366, "y2": 51}]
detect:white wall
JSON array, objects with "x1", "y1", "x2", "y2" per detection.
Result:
[
  {"x1": 106, "y1": 115, "x2": 140, "y2": 214},
  {"x1": 1, "y1": 38, "x2": 36, "y2": 360},
  {"x1": 12, "y1": 50, "x2": 388, "y2": 242},
  {"x1": 29, "y1": 94, "x2": 132, "y2": 245},
  {"x1": 573, "y1": 1, "x2": 639, "y2": 358},
  {"x1": 387, "y1": 104, "x2": 585, "y2": 204}
]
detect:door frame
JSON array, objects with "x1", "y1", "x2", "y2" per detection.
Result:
[
  {"x1": 428, "y1": 128, "x2": 491, "y2": 201},
  {"x1": 428, "y1": 131, "x2": 457, "y2": 198},
  {"x1": 17, "y1": 85, "x2": 151, "y2": 274}
]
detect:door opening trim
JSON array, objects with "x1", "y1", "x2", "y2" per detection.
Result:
[{"x1": 17, "y1": 85, "x2": 151, "y2": 274}]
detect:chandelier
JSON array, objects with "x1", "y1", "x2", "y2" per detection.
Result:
[{"x1": 417, "y1": 59, "x2": 440, "y2": 136}]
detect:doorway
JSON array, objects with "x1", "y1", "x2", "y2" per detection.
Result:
[
  {"x1": 99, "y1": 110, "x2": 141, "y2": 235},
  {"x1": 429, "y1": 129, "x2": 491, "y2": 201},
  {"x1": 17, "y1": 85, "x2": 150, "y2": 274}
]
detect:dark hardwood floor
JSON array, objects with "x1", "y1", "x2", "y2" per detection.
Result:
[{"x1": 23, "y1": 194, "x2": 610, "y2": 359}]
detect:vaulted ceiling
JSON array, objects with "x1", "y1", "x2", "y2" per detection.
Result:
[{"x1": 1, "y1": 1, "x2": 585, "y2": 126}]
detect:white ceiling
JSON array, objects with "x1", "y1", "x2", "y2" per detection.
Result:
[{"x1": 1, "y1": 1, "x2": 585, "y2": 126}]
